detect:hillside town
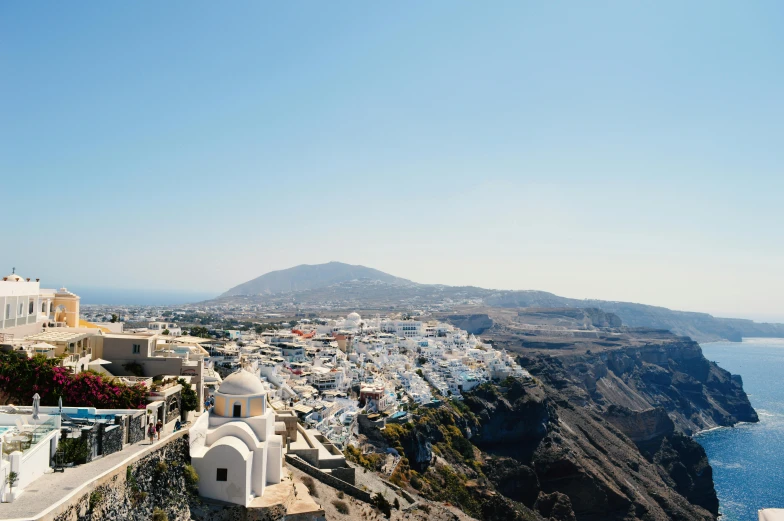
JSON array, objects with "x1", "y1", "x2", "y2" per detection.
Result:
[{"x1": 0, "y1": 271, "x2": 530, "y2": 518}]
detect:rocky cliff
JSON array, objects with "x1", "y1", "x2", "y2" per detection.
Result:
[
  {"x1": 357, "y1": 334, "x2": 757, "y2": 521},
  {"x1": 520, "y1": 337, "x2": 758, "y2": 435}
]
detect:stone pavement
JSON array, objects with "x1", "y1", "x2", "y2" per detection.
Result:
[{"x1": 0, "y1": 428, "x2": 187, "y2": 521}]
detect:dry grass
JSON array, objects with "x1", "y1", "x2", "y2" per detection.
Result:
[
  {"x1": 332, "y1": 499, "x2": 350, "y2": 514},
  {"x1": 300, "y1": 475, "x2": 319, "y2": 497}
]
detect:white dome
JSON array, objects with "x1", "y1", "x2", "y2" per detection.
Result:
[
  {"x1": 346, "y1": 312, "x2": 361, "y2": 323},
  {"x1": 4, "y1": 273, "x2": 23, "y2": 282},
  {"x1": 217, "y1": 369, "x2": 266, "y2": 396}
]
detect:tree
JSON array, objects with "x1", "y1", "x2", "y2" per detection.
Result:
[
  {"x1": 110, "y1": 314, "x2": 118, "y2": 323},
  {"x1": 178, "y1": 378, "x2": 198, "y2": 414},
  {"x1": 6, "y1": 471, "x2": 18, "y2": 496},
  {"x1": 189, "y1": 326, "x2": 210, "y2": 338},
  {"x1": 373, "y1": 493, "x2": 392, "y2": 518},
  {"x1": 162, "y1": 329, "x2": 170, "y2": 336}
]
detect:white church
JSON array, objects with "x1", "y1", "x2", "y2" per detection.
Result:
[{"x1": 190, "y1": 369, "x2": 283, "y2": 506}]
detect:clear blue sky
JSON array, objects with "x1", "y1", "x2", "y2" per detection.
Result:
[{"x1": 2, "y1": 1, "x2": 783, "y2": 320}]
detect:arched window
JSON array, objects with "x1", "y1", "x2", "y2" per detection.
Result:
[{"x1": 42, "y1": 302, "x2": 46, "y2": 313}]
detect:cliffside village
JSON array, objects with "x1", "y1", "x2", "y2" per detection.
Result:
[{"x1": 0, "y1": 271, "x2": 530, "y2": 514}]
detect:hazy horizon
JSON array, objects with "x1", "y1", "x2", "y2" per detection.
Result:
[
  {"x1": 3, "y1": 1, "x2": 782, "y2": 321},
  {"x1": 63, "y1": 264, "x2": 784, "y2": 324}
]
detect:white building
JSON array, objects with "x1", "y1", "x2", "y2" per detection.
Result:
[
  {"x1": 0, "y1": 271, "x2": 80, "y2": 338},
  {"x1": 148, "y1": 321, "x2": 182, "y2": 337},
  {"x1": 380, "y1": 320, "x2": 423, "y2": 338},
  {"x1": 190, "y1": 370, "x2": 283, "y2": 506}
]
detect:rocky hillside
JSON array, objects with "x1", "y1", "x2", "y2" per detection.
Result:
[
  {"x1": 354, "y1": 333, "x2": 758, "y2": 521},
  {"x1": 209, "y1": 262, "x2": 784, "y2": 342},
  {"x1": 221, "y1": 261, "x2": 414, "y2": 297},
  {"x1": 520, "y1": 337, "x2": 758, "y2": 435}
]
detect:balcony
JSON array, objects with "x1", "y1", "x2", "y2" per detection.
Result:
[{"x1": 113, "y1": 376, "x2": 153, "y2": 387}]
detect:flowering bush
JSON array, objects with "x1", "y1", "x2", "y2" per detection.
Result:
[{"x1": 0, "y1": 352, "x2": 149, "y2": 409}]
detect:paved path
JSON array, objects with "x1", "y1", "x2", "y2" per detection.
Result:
[{"x1": 0, "y1": 429, "x2": 187, "y2": 521}]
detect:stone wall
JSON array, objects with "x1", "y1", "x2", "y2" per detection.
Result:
[
  {"x1": 126, "y1": 413, "x2": 146, "y2": 445},
  {"x1": 77, "y1": 423, "x2": 126, "y2": 463},
  {"x1": 51, "y1": 434, "x2": 194, "y2": 521},
  {"x1": 328, "y1": 466, "x2": 356, "y2": 485},
  {"x1": 285, "y1": 454, "x2": 372, "y2": 504},
  {"x1": 47, "y1": 433, "x2": 313, "y2": 521}
]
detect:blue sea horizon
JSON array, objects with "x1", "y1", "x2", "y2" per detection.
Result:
[{"x1": 72, "y1": 286, "x2": 217, "y2": 306}]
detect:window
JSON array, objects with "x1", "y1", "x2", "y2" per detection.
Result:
[
  {"x1": 41, "y1": 302, "x2": 46, "y2": 313},
  {"x1": 216, "y1": 468, "x2": 228, "y2": 481},
  {"x1": 29, "y1": 300, "x2": 34, "y2": 314},
  {"x1": 233, "y1": 403, "x2": 242, "y2": 418},
  {"x1": 5, "y1": 304, "x2": 9, "y2": 319},
  {"x1": 132, "y1": 344, "x2": 141, "y2": 354},
  {"x1": 19, "y1": 303, "x2": 24, "y2": 316}
]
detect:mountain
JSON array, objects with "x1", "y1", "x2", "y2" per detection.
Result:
[
  {"x1": 220, "y1": 261, "x2": 414, "y2": 297},
  {"x1": 212, "y1": 263, "x2": 784, "y2": 343}
]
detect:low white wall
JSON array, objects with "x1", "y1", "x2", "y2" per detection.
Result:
[{"x1": 18, "y1": 430, "x2": 59, "y2": 490}]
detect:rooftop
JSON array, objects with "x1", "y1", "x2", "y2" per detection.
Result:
[
  {"x1": 25, "y1": 330, "x2": 95, "y2": 343},
  {"x1": 217, "y1": 369, "x2": 267, "y2": 396}
]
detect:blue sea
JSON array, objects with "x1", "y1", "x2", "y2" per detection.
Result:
[
  {"x1": 698, "y1": 338, "x2": 784, "y2": 520},
  {"x1": 72, "y1": 286, "x2": 217, "y2": 305}
]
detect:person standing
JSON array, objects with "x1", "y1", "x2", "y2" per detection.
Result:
[
  {"x1": 156, "y1": 419, "x2": 163, "y2": 440},
  {"x1": 148, "y1": 422, "x2": 155, "y2": 444}
]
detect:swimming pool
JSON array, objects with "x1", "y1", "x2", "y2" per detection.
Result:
[{"x1": 0, "y1": 426, "x2": 11, "y2": 437}]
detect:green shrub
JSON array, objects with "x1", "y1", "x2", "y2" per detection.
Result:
[
  {"x1": 373, "y1": 493, "x2": 392, "y2": 518},
  {"x1": 156, "y1": 461, "x2": 168, "y2": 473},
  {"x1": 183, "y1": 464, "x2": 199, "y2": 488},
  {"x1": 344, "y1": 445, "x2": 385, "y2": 470},
  {"x1": 450, "y1": 434, "x2": 475, "y2": 461},
  {"x1": 177, "y1": 378, "x2": 199, "y2": 413},
  {"x1": 332, "y1": 499, "x2": 350, "y2": 514},
  {"x1": 89, "y1": 490, "x2": 103, "y2": 509},
  {"x1": 131, "y1": 490, "x2": 148, "y2": 506},
  {"x1": 58, "y1": 437, "x2": 89, "y2": 465},
  {"x1": 152, "y1": 507, "x2": 168, "y2": 521},
  {"x1": 301, "y1": 476, "x2": 318, "y2": 497}
]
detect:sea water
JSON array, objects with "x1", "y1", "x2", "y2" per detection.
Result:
[{"x1": 698, "y1": 338, "x2": 784, "y2": 520}]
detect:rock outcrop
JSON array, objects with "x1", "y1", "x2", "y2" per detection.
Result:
[
  {"x1": 358, "y1": 333, "x2": 757, "y2": 521},
  {"x1": 521, "y1": 337, "x2": 758, "y2": 435},
  {"x1": 443, "y1": 314, "x2": 495, "y2": 335}
]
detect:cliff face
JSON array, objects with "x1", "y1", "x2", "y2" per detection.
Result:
[
  {"x1": 521, "y1": 338, "x2": 758, "y2": 435},
  {"x1": 443, "y1": 314, "x2": 495, "y2": 335},
  {"x1": 360, "y1": 336, "x2": 757, "y2": 521},
  {"x1": 463, "y1": 380, "x2": 718, "y2": 521}
]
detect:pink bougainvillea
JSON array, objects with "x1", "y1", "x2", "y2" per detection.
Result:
[{"x1": 0, "y1": 352, "x2": 148, "y2": 409}]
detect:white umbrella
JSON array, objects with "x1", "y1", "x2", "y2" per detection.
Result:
[
  {"x1": 88, "y1": 358, "x2": 112, "y2": 365},
  {"x1": 30, "y1": 342, "x2": 57, "y2": 350},
  {"x1": 32, "y1": 393, "x2": 41, "y2": 420},
  {"x1": 58, "y1": 396, "x2": 63, "y2": 416}
]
